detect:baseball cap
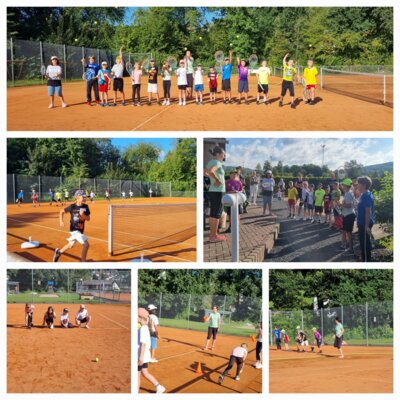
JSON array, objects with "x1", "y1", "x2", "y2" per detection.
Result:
[
  {"x1": 147, "y1": 304, "x2": 157, "y2": 311},
  {"x1": 51, "y1": 56, "x2": 59, "y2": 61},
  {"x1": 80, "y1": 304, "x2": 86, "y2": 309},
  {"x1": 266, "y1": 170, "x2": 272, "y2": 174},
  {"x1": 74, "y1": 189, "x2": 86, "y2": 197},
  {"x1": 101, "y1": 61, "x2": 108, "y2": 65},
  {"x1": 63, "y1": 308, "x2": 69, "y2": 312},
  {"x1": 341, "y1": 178, "x2": 352, "y2": 186}
]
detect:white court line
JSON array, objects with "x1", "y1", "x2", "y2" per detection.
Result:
[
  {"x1": 158, "y1": 349, "x2": 198, "y2": 362},
  {"x1": 7, "y1": 217, "x2": 192, "y2": 261},
  {"x1": 97, "y1": 313, "x2": 130, "y2": 331},
  {"x1": 131, "y1": 104, "x2": 174, "y2": 131}
]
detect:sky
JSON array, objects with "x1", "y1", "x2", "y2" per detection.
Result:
[
  {"x1": 224, "y1": 138, "x2": 393, "y2": 170},
  {"x1": 110, "y1": 138, "x2": 176, "y2": 160}
]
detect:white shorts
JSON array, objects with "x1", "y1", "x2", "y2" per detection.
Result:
[
  {"x1": 147, "y1": 83, "x2": 158, "y2": 93},
  {"x1": 301, "y1": 340, "x2": 309, "y2": 346},
  {"x1": 67, "y1": 231, "x2": 88, "y2": 246}
]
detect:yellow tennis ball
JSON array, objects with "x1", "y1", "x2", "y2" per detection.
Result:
[{"x1": 95, "y1": 357, "x2": 99, "y2": 362}]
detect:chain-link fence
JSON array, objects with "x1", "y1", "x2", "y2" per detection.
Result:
[
  {"x1": 7, "y1": 269, "x2": 131, "y2": 304},
  {"x1": 7, "y1": 38, "x2": 152, "y2": 86},
  {"x1": 7, "y1": 173, "x2": 172, "y2": 203},
  {"x1": 269, "y1": 301, "x2": 393, "y2": 347},
  {"x1": 139, "y1": 293, "x2": 262, "y2": 337}
]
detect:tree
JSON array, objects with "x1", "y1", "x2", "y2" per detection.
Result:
[
  {"x1": 345, "y1": 160, "x2": 363, "y2": 178},
  {"x1": 263, "y1": 160, "x2": 272, "y2": 174}
]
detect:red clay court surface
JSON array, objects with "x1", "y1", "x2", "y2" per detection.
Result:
[
  {"x1": 269, "y1": 345, "x2": 393, "y2": 393},
  {"x1": 7, "y1": 75, "x2": 393, "y2": 131},
  {"x1": 7, "y1": 197, "x2": 196, "y2": 262},
  {"x1": 7, "y1": 303, "x2": 131, "y2": 393},
  {"x1": 139, "y1": 326, "x2": 262, "y2": 394}
]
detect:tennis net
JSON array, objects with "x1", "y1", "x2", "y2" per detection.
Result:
[
  {"x1": 320, "y1": 67, "x2": 393, "y2": 107},
  {"x1": 108, "y1": 203, "x2": 196, "y2": 256}
]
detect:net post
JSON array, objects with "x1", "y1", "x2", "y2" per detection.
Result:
[
  {"x1": 187, "y1": 294, "x2": 191, "y2": 330},
  {"x1": 10, "y1": 38, "x2": 15, "y2": 86},
  {"x1": 12, "y1": 173, "x2": 16, "y2": 204},
  {"x1": 366, "y1": 302, "x2": 369, "y2": 346},
  {"x1": 108, "y1": 205, "x2": 113, "y2": 255},
  {"x1": 383, "y1": 75, "x2": 386, "y2": 104},
  {"x1": 320, "y1": 67, "x2": 324, "y2": 88}
]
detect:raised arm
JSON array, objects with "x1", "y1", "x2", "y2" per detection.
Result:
[
  {"x1": 81, "y1": 57, "x2": 86, "y2": 67},
  {"x1": 283, "y1": 53, "x2": 289, "y2": 66},
  {"x1": 229, "y1": 50, "x2": 233, "y2": 64},
  {"x1": 237, "y1": 57, "x2": 241, "y2": 66},
  {"x1": 119, "y1": 47, "x2": 123, "y2": 64}
]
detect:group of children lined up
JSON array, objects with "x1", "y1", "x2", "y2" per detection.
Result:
[
  {"x1": 273, "y1": 318, "x2": 345, "y2": 358},
  {"x1": 285, "y1": 176, "x2": 375, "y2": 261},
  {"x1": 24, "y1": 303, "x2": 91, "y2": 329},
  {"x1": 45, "y1": 49, "x2": 319, "y2": 109}
]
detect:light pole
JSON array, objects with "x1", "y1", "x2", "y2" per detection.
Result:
[{"x1": 321, "y1": 144, "x2": 326, "y2": 169}]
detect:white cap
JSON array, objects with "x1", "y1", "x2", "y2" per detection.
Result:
[
  {"x1": 147, "y1": 304, "x2": 157, "y2": 311},
  {"x1": 80, "y1": 304, "x2": 86, "y2": 309},
  {"x1": 51, "y1": 55, "x2": 59, "y2": 61}
]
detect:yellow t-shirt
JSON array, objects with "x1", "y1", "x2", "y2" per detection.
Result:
[
  {"x1": 283, "y1": 65, "x2": 297, "y2": 82},
  {"x1": 55, "y1": 192, "x2": 61, "y2": 199},
  {"x1": 303, "y1": 66, "x2": 318, "y2": 85},
  {"x1": 288, "y1": 187, "x2": 298, "y2": 200},
  {"x1": 257, "y1": 66, "x2": 271, "y2": 85}
]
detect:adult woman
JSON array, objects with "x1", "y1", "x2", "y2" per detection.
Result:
[
  {"x1": 203, "y1": 306, "x2": 221, "y2": 350},
  {"x1": 249, "y1": 171, "x2": 259, "y2": 205},
  {"x1": 205, "y1": 147, "x2": 226, "y2": 242},
  {"x1": 147, "y1": 304, "x2": 160, "y2": 363},
  {"x1": 43, "y1": 306, "x2": 56, "y2": 329},
  {"x1": 184, "y1": 50, "x2": 194, "y2": 98},
  {"x1": 261, "y1": 170, "x2": 275, "y2": 216}
]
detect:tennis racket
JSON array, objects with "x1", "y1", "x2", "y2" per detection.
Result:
[
  {"x1": 82, "y1": 70, "x2": 93, "y2": 81},
  {"x1": 249, "y1": 54, "x2": 258, "y2": 72},
  {"x1": 167, "y1": 55, "x2": 178, "y2": 71},
  {"x1": 40, "y1": 65, "x2": 47, "y2": 78},
  {"x1": 125, "y1": 61, "x2": 133, "y2": 75}
]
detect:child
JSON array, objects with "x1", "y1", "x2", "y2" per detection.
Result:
[
  {"x1": 176, "y1": 60, "x2": 187, "y2": 106},
  {"x1": 129, "y1": 61, "x2": 144, "y2": 106},
  {"x1": 55, "y1": 190, "x2": 62, "y2": 206},
  {"x1": 273, "y1": 326, "x2": 281, "y2": 350},
  {"x1": 64, "y1": 189, "x2": 69, "y2": 203},
  {"x1": 49, "y1": 188, "x2": 55, "y2": 206},
  {"x1": 184, "y1": 50, "x2": 194, "y2": 99},
  {"x1": 161, "y1": 60, "x2": 172, "y2": 106},
  {"x1": 295, "y1": 181, "x2": 303, "y2": 220},
  {"x1": 129, "y1": 189, "x2": 134, "y2": 199},
  {"x1": 105, "y1": 190, "x2": 111, "y2": 202},
  {"x1": 340, "y1": 178, "x2": 356, "y2": 253},
  {"x1": 311, "y1": 327, "x2": 322, "y2": 353},
  {"x1": 222, "y1": 50, "x2": 233, "y2": 104},
  {"x1": 279, "y1": 53, "x2": 297, "y2": 109},
  {"x1": 203, "y1": 306, "x2": 221, "y2": 350},
  {"x1": 81, "y1": 55, "x2": 100, "y2": 106},
  {"x1": 298, "y1": 330, "x2": 309, "y2": 352},
  {"x1": 256, "y1": 59, "x2": 271, "y2": 105},
  {"x1": 89, "y1": 190, "x2": 95, "y2": 203},
  {"x1": 46, "y1": 56, "x2": 68, "y2": 109},
  {"x1": 147, "y1": 59, "x2": 160, "y2": 106},
  {"x1": 331, "y1": 181, "x2": 342, "y2": 229},
  {"x1": 194, "y1": 64, "x2": 204, "y2": 105},
  {"x1": 147, "y1": 304, "x2": 160, "y2": 363},
  {"x1": 25, "y1": 303, "x2": 35, "y2": 329},
  {"x1": 138, "y1": 307, "x2": 166, "y2": 393},
  {"x1": 237, "y1": 57, "x2": 250, "y2": 105},
  {"x1": 254, "y1": 322, "x2": 263, "y2": 369},
  {"x1": 121, "y1": 191, "x2": 126, "y2": 200},
  {"x1": 218, "y1": 343, "x2": 248, "y2": 383},
  {"x1": 278, "y1": 179, "x2": 285, "y2": 201},
  {"x1": 111, "y1": 47, "x2": 126, "y2": 106},
  {"x1": 299, "y1": 181, "x2": 308, "y2": 221},
  {"x1": 314, "y1": 183, "x2": 325, "y2": 223},
  {"x1": 53, "y1": 189, "x2": 91, "y2": 262},
  {"x1": 303, "y1": 59, "x2": 319, "y2": 105},
  {"x1": 43, "y1": 306, "x2": 56, "y2": 329},
  {"x1": 323, "y1": 186, "x2": 332, "y2": 224},
  {"x1": 31, "y1": 190, "x2": 39, "y2": 207},
  {"x1": 306, "y1": 184, "x2": 315, "y2": 222},
  {"x1": 287, "y1": 181, "x2": 298, "y2": 218},
  {"x1": 334, "y1": 317, "x2": 345, "y2": 358},
  {"x1": 357, "y1": 176, "x2": 374, "y2": 262},
  {"x1": 97, "y1": 61, "x2": 112, "y2": 107},
  {"x1": 282, "y1": 329, "x2": 289, "y2": 351},
  {"x1": 208, "y1": 66, "x2": 218, "y2": 104},
  {"x1": 60, "y1": 308, "x2": 74, "y2": 328},
  {"x1": 224, "y1": 170, "x2": 243, "y2": 233},
  {"x1": 75, "y1": 304, "x2": 91, "y2": 329},
  {"x1": 17, "y1": 189, "x2": 24, "y2": 207}
]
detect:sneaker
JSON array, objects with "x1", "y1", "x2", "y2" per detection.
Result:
[
  {"x1": 279, "y1": 101, "x2": 283, "y2": 107},
  {"x1": 235, "y1": 376, "x2": 240, "y2": 381},
  {"x1": 182, "y1": 101, "x2": 186, "y2": 106},
  {"x1": 48, "y1": 104, "x2": 54, "y2": 109},
  {"x1": 53, "y1": 248, "x2": 61, "y2": 262},
  {"x1": 256, "y1": 99, "x2": 259, "y2": 105},
  {"x1": 121, "y1": 101, "x2": 126, "y2": 106},
  {"x1": 255, "y1": 363, "x2": 262, "y2": 369},
  {"x1": 291, "y1": 103, "x2": 296, "y2": 109},
  {"x1": 100, "y1": 103, "x2": 104, "y2": 107},
  {"x1": 218, "y1": 375, "x2": 224, "y2": 384},
  {"x1": 200, "y1": 101, "x2": 204, "y2": 105},
  {"x1": 105, "y1": 102, "x2": 109, "y2": 107},
  {"x1": 210, "y1": 234, "x2": 226, "y2": 242},
  {"x1": 287, "y1": 214, "x2": 292, "y2": 218},
  {"x1": 96, "y1": 100, "x2": 101, "y2": 105},
  {"x1": 303, "y1": 217, "x2": 307, "y2": 221},
  {"x1": 264, "y1": 100, "x2": 268, "y2": 106},
  {"x1": 156, "y1": 385, "x2": 166, "y2": 394},
  {"x1": 162, "y1": 99, "x2": 167, "y2": 106},
  {"x1": 309, "y1": 100, "x2": 315, "y2": 106},
  {"x1": 157, "y1": 101, "x2": 161, "y2": 106},
  {"x1": 311, "y1": 347, "x2": 315, "y2": 352},
  {"x1": 62, "y1": 103, "x2": 68, "y2": 108},
  {"x1": 137, "y1": 102, "x2": 141, "y2": 107},
  {"x1": 166, "y1": 100, "x2": 170, "y2": 106},
  {"x1": 85, "y1": 325, "x2": 90, "y2": 329},
  {"x1": 147, "y1": 101, "x2": 152, "y2": 106},
  {"x1": 311, "y1": 218, "x2": 314, "y2": 223},
  {"x1": 149, "y1": 358, "x2": 159, "y2": 363},
  {"x1": 245, "y1": 101, "x2": 250, "y2": 105},
  {"x1": 179, "y1": 101, "x2": 182, "y2": 106},
  {"x1": 292, "y1": 215, "x2": 295, "y2": 219},
  {"x1": 87, "y1": 102, "x2": 91, "y2": 106},
  {"x1": 237, "y1": 101, "x2": 241, "y2": 105},
  {"x1": 112, "y1": 103, "x2": 117, "y2": 107}
]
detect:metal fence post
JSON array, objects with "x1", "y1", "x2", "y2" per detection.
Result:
[
  {"x1": 366, "y1": 302, "x2": 369, "y2": 346},
  {"x1": 31, "y1": 269, "x2": 34, "y2": 304},
  {"x1": 97, "y1": 48, "x2": 100, "y2": 63},
  {"x1": 159, "y1": 293, "x2": 163, "y2": 321},
  {"x1": 169, "y1": 181, "x2": 172, "y2": 197},
  {"x1": 269, "y1": 310, "x2": 273, "y2": 346},
  {"x1": 221, "y1": 295, "x2": 227, "y2": 334},
  {"x1": 341, "y1": 305, "x2": 344, "y2": 325},
  {"x1": 93, "y1": 178, "x2": 96, "y2": 193},
  {"x1": 383, "y1": 75, "x2": 386, "y2": 104},
  {"x1": 10, "y1": 38, "x2": 15, "y2": 86},
  {"x1": 79, "y1": 177, "x2": 81, "y2": 188},
  {"x1": 187, "y1": 294, "x2": 191, "y2": 330},
  {"x1": 60, "y1": 176, "x2": 62, "y2": 189},
  {"x1": 321, "y1": 308, "x2": 324, "y2": 341},
  {"x1": 12, "y1": 173, "x2": 16, "y2": 203},
  {"x1": 301, "y1": 309, "x2": 304, "y2": 330},
  {"x1": 39, "y1": 41, "x2": 44, "y2": 84},
  {"x1": 82, "y1": 46, "x2": 85, "y2": 74},
  {"x1": 38, "y1": 175, "x2": 41, "y2": 201}
]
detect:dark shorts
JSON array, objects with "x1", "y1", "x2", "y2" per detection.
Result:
[
  {"x1": 334, "y1": 335, "x2": 343, "y2": 349},
  {"x1": 324, "y1": 207, "x2": 331, "y2": 214},
  {"x1": 78, "y1": 317, "x2": 88, "y2": 323},
  {"x1": 178, "y1": 84, "x2": 187, "y2": 90},
  {"x1": 207, "y1": 327, "x2": 218, "y2": 340},
  {"x1": 238, "y1": 80, "x2": 249, "y2": 93},
  {"x1": 315, "y1": 205, "x2": 323, "y2": 213},
  {"x1": 138, "y1": 363, "x2": 149, "y2": 371},
  {"x1": 222, "y1": 79, "x2": 231, "y2": 91},
  {"x1": 186, "y1": 73, "x2": 193, "y2": 87},
  {"x1": 307, "y1": 203, "x2": 314, "y2": 210},
  {"x1": 113, "y1": 77, "x2": 124, "y2": 92},
  {"x1": 45, "y1": 317, "x2": 54, "y2": 324},
  {"x1": 298, "y1": 201, "x2": 305, "y2": 208},
  {"x1": 342, "y1": 213, "x2": 356, "y2": 233},
  {"x1": 281, "y1": 80, "x2": 295, "y2": 96},
  {"x1": 208, "y1": 191, "x2": 223, "y2": 219},
  {"x1": 316, "y1": 339, "x2": 322, "y2": 348},
  {"x1": 210, "y1": 87, "x2": 217, "y2": 93},
  {"x1": 257, "y1": 84, "x2": 269, "y2": 94}
]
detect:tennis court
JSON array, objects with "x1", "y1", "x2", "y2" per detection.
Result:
[
  {"x1": 269, "y1": 345, "x2": 393, "y2": 393},
  {"x1": 7, "y1": 197, "x2": 196, "y2": 262},
  {"x1": 7, "y1": 74, "x2": 393, "y2": 131},
  {"x1": 7, "y1": 303, "x2": 131, "y2": 393},
  {"x1": 139, "y1": 326, "x2": 262, "y2": 394}
]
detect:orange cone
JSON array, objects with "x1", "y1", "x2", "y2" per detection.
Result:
[{"x1": 195, "y1": 361, "x2": 203, "y2": 374}]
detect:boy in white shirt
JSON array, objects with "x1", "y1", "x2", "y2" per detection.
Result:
[
  {"x1": 194, "y1": 64, "x2": 205, "y2": 105},
  {"x1": 176, "y1": 60, "x2": 188, "y2": 106},
  {"x1": 111, "y1": 47, "x2": 126, "y2": 106}
]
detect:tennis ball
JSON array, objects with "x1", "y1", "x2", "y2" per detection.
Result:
[
  {"x1": 94, "y1": 21, "x2": 98, "y2": 25},
  {"x1": 199, "y1": 36, "x2": 202, "y2": 40},
  {"x1": 236, "y1": 34, "x2": 239, "y2": 38},
  {"x1": 95, "y1": 357, "x2": 99, "y2": 362},
  {"x1": 74, "y1": 38, "x2": 78, "y2": 42},
  {"x1": 230, "y1": 43, "x2": 233, "y2": 47},
  {"x1": 309, "y1": 44, "x2": 312, "y2": 47},
  {"x1": 184, "y1": 47, "x2": 187, "y2": 51}
]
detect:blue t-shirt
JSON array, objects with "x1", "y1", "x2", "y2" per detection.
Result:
[
  {"x1": 222, "y1": 63, "x2": 232, "y2": 80},
  {"x1": 18, "y1": 191, "x2": 24, "y2": 199},
  {"x1": 357, "y1": 191, "x2": 374, "y2": 226},
  {"x1": 274, "y1": 329, "x2": 281, "y2": 339},
  {"x1": 85, "y1": 63, "x2": 100, "y2": 79}
]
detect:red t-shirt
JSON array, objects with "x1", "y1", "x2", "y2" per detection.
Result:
[{"x1": 208, "y1": 72, "x2": 218, "y2": 88}]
